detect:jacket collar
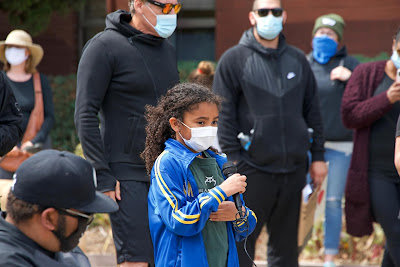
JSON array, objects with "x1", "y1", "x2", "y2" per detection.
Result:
[
  {"x1": 0, "y1": 215, "x2": 55, "y2": 258},
  {"x1": 164, "y1": 139, "x2": 227, "y2": 170},
  {"x1": 239, "y1": 28, "x2": 287, "y2": 57},
  {"x1": 105, "y1": 10, "x2": 165, "y2": 46}
]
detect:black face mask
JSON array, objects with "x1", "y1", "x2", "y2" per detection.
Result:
[{"x1": 51, "y1": 215, "x2": 88, "y2": 252}]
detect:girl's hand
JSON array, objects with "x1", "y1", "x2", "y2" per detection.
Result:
[
  {"x1": 209, "y1": 201, "x2": 238, "y2": 221},
  {"x1": 219, "y1": 173, "x2": 247, "y2": 197}
]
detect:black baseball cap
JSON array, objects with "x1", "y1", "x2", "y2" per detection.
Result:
[{"x1": 11, "y1": 150, "x2": 118, "y2": 214}]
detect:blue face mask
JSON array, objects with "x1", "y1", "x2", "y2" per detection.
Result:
[
  {"x1": 255, "y1": 14, "x2": 283, "y2": 40},
  {"x1": 142, "y1": 4, "x2": 177, "y2": 38},
  {"x1": 391, "y1": 50, "x2": 400, "y2": 69},
  {"x1": 312, "y1": 36, "x2": 338, "y2": 64}
]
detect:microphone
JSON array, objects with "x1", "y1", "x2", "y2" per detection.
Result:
[{"x1": 222, "y1": 161, "x2": 242, "y2": 213}]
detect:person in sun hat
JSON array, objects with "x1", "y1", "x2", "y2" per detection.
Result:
[
  {"x1": 0, "y1": 30, "x2": 44, "y2": 73},
  {"x1": 0, "y1": 149, "x2": 119, "y2": 266},
  {"x1": 0, "y1": 29, "x2": 55, "y2": 179},
  {"x1": 306, "y1": 14, "x2": 359, "y2": 267}
]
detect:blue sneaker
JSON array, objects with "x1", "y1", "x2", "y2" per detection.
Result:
[{"x1": 323, "y1": 262, "x2": 336, "y2": 267}]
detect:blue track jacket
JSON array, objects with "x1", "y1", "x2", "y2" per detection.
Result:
[{"x1": 148, "y1": 139, "x2": 257, "y2": 267}]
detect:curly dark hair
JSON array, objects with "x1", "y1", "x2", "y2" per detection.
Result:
[
  {"x1": 141, "y1": 82, "x2": 223, "y2": 174},
  {"x1": 6, "y1": 191, "x2": 46, "y2": 225}
]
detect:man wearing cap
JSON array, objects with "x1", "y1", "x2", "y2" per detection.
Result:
[
  {"x1": 213, "y1": 0, "x2": 327, "y2": 266},
  {"x1": 307, "y1": 14, "x2": 359, "y2": 267},
  {"x1": 0, "y1": 149, "x2": 119, "y2": 266},
  {"x1": 74, "y1": 0, "x2": 180, "y2": 266}
]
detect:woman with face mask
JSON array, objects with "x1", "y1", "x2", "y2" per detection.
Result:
[
  {"x1": 343, "y1": 27, "x2": 400, "y2": 266},
  {"x1": 0, "y1": 30, "x2": 54, "y2": 179},
  {"x1": 306, "y1": 14, "x2": 359, "y2": 267}
]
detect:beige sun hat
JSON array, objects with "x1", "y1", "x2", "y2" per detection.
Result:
[{"x1": 0, "y1": 30, "x2": 44, "y2": 68}]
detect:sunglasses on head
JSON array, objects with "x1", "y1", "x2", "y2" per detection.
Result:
[
  {"x1": 255, "y1": 8, "x2": 283, "y2": 17},
  {"x1": 147, "y1": 0, "x2": 182, "y2": 14},
  {"x1": 57, "y1": 208, "x2": 94, "y2": 225}
]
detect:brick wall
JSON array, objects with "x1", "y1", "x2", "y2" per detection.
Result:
[
  {"x1": 216, "y1": 0, "x2": 400, "y2": 59},
  {"x1": 106, "y1": 0, "x2": 129, "y2": 12},
  {"x1": 0, "y1": 12, "x2": 78, "y2": 75}
]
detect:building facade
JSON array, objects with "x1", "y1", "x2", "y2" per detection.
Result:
[
  {"x1": 0, "y1": 11, "x2": 79, "y2": 75},
  {"x1": 107, "y1": 0, "x2": 216, "y2": 61},
  {"x1": 1, "y1": 0, "x2": 400, "y2": 75},
  {"x1": 216, "y1": 0, "x2": 400, "y2": 58}
]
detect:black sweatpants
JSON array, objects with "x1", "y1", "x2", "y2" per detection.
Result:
[
  {"x1": 109, "y1": 180, "x2": 154, "y2": 265},
  {"x1": 369, "y1": 172, "x2": 400, "y2": 267},
  {"x1": 236, "y1": 161, "x2": 306, "y2": 267}
]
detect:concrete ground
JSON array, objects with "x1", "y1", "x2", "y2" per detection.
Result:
[{"x1": 87, "y1": 254, "x2": 380, "y2": 267}]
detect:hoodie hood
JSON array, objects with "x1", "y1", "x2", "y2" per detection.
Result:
[
  {"x1": 239, "y1": 28, "x2": 287, "y2": 57},
  {"x1": 105, "y1": 10, "x2": 164, "y2": 46},
  {"x1": 334, "y1": 45, "x2": 348, "y2": 58}
]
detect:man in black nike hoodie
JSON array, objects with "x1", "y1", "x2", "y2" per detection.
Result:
[
  {"x1": 213, "y1": 0, "x2": 327, "y2": 266},
  {"x1": 74, "y1": 0, "x2": 180, "y2": 266}
]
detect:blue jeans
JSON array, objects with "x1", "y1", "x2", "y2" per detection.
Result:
[{"x1": 323, "y1": 148, "x2": 352, "y2": 255}]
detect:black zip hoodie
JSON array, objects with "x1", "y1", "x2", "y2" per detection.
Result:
[
  {"x1": 75, "y1": 10, "x2": 179, "y2": 191},
  {"x1": 213, "y1": 29, "x2": 325, "y2": 173}
]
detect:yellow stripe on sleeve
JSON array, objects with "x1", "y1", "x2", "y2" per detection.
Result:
[
  {"x1": 250, "y1": 210, "x2": 258, "y2": 222},
  {"x1": 199, "y1": 196, "x2": 209, "y2": 203},
  {"x1": 154, "y1": 151, "x2": 200, "y2": 222},
  {"x1": 213, "y1": 187, "x2": 225, "y2": 201},
  {"x1": 209, "y1": 191, "x2": 221, "y2": 204},
  {"x1": 200, "y1": 198, "x2": 211, "y2": 209},
  {"x1": 172, "y1": 213, "x2": 200, "y2": 224},
  {"x1": 236, "y1": 221, "x2": 246, "y2": 227}
]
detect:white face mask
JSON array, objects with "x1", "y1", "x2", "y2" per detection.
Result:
[
  {"x1": 5, "y1": 47, "x2": 29, "y2": 66},
  {"x1": 142, "y1": 3, "x2": 177, "y2": 38},
  {"x1": 178, "y1": 120, "x2": 218, "y2": 152}
]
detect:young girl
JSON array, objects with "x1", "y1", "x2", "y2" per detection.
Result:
[{"x1": 142, "y1": 83, "x2": 257, "y2": 267}]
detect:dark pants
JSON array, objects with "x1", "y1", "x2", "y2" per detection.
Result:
[
  {"x1": 369, "y1": 172, "x2": 400, "y2": 267},
  {"x1": 236, "y1": 161, "x2": 306, "y2": 267},
  {"x1": 109, "y1": 180, "x2": 154, "y2": 265}
]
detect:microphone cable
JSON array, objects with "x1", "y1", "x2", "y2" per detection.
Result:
[{"x1": 234, "y1": 210, "x2": 258, "y2": 267}]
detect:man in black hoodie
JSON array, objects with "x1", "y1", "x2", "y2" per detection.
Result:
[
  {"x1": 74, "y1": 0, "x2": 180, "y2": 266},
  {"x1": 213, "y1": 0, "x2": 327, "y2": 266}
]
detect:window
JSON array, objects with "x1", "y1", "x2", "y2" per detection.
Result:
[{"x1": 170, "y1": 0, "x2": 215, "y2": 61}]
